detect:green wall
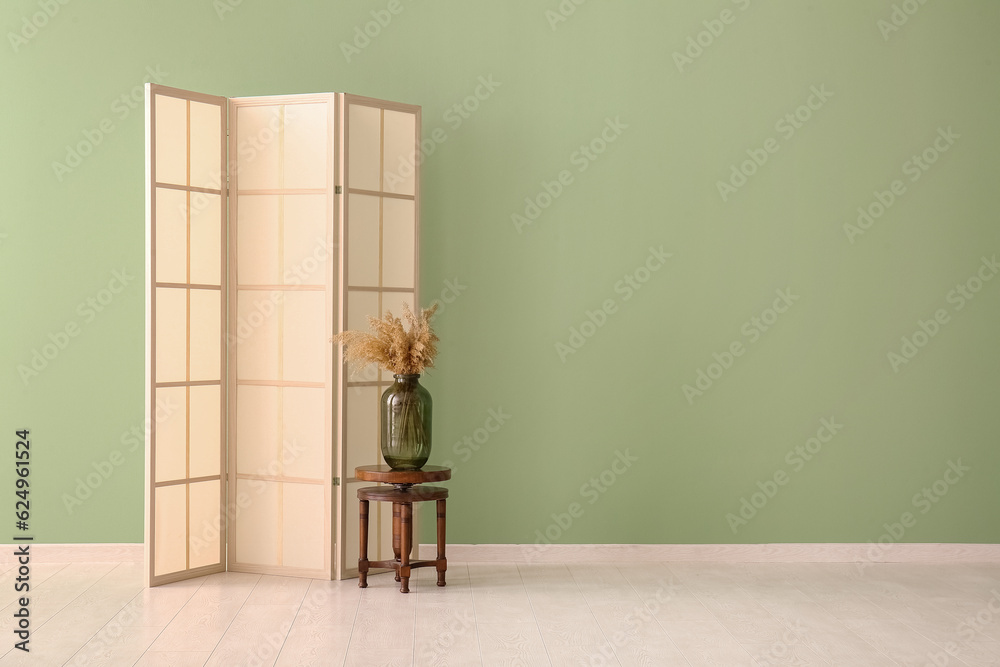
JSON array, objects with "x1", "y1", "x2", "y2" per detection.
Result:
[{"x1": 2, "y1": 0, "x2": 998, "y2": 548}]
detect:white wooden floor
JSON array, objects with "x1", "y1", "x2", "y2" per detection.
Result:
[{"x1": 0, "y1": 560, "x2": 998, "y2": 666}]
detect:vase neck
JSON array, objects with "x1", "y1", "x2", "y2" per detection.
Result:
[{"x1": 393, "y1": 373, "x2": 420, "y2": 382}]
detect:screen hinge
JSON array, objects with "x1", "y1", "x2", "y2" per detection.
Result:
[
  {"x1": 333, "y1": 477, "x2": 341, "y2": 486},
  {"x1": 335, "y1": 185, "x2": 343, "y2": 194}
]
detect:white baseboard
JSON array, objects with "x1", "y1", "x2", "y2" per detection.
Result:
[
  {"x1": 4, "y1": 543, "x2": 997, "y2": 568},
  {"x1": 0, "y1": 543, "x2": 142, "y2": 565},
  {"x1": 420, "y1": 543, "x2": 1000, "y2": 563}
]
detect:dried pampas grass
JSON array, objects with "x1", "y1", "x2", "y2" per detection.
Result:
[{"x1": 332, "y1": 302, "x2": 439, "y2": 376}]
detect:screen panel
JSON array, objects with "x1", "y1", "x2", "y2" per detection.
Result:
[
  {"x1": 190, "y1": 194, "x2": 223, "y2": 284},
  {"x1": 284, "y1": 103, "x2": 328, "y2": 189},
  {"x1": 382, "y1": 109, "x2": 417, "y2": 196},
  {"x1": 153, "y1": 485, "x2": 186, "y2": 577},
  {"x1": 189, "y1": 480, "x2": 223, "y2": 569},
  {"x1": 145, "y1": 84, "x2": 227, "y2": 587},
  {"x1": 346, "y1": 194, "x2": 380, "y2": 288},
  {"x1": 347, "y1": 104, "x2": 380, "y2": 192},
  {"x1": 189, "y1": 103, "x2": 223, "y2": 189},
  {"x1": 189, "y1": 385, "x2": 222, "y2": 478},
  {"x1": 382, "y1": 198, "x2": 416, "y2": 289},
  {"x1": 154, "y1": 94, "x2": 187, "y2": 187},
  {"x1": 282, "y1": 387, "x2": 326, "y2": 477},
  {"x1": 337, "y1": 94, "x2": 421, "y2": 579},
  {"x1": 283, "y1": 483, "x2": 327, "y2": 570},
  {"x1": 153, "y1": 189, "x2": 187, "y2": 283},
  {"x1": 154, "y1": 387, "x2": 186, "y2": 484},
  {"x1": 228, "y1": 94, "x2": 336, "y2": 580}
]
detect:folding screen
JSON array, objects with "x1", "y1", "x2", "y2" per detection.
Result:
[{"x1": 145, "y1": 85, "x2": 420, "y2": 586}]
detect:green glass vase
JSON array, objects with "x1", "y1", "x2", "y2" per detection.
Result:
[{"x1": 380, "y1": 374, "x2": 432, "y2": 470}]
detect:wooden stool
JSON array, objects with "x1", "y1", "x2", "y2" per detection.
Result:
[{"x1": 356, "y1": 465, "x2": 451, "y2": 594}]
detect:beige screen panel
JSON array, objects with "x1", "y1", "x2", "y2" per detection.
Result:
[
  {"x1": 234, "y1": 291, "x2": 281, "y2": 381},
  {"x1": 382, "y1": 109, "x2": 417, "y2": 196},
  {"x1": 343, "y1": 289, "x2": 380, "y2": 384},
  {"x1": 283, "y1": 103, "x2": 329, "y2": 189},
  {"x1": 189, "y1": 102, "x2": 223, "y2": 189},
  {"x1": 382, "y1": 198, "x2": 416, "y2": 289},
  {"x1": 145, "y1": 84, "x2": 227, "y2": 587},
  {"x1": 229, "y1": 94, "x2": 335, "y2": 580},
  {"x1": 188, "y1": 480, "x2": 223, "y2": 569},
  {"x1": 189, "y1": 194, "x2": 223, "y2": 285},
  {"x1": 153, "y1": 188, "x2": 187, "y2": 284},
  {"x1": 189, "y1": 290, "x2": 221, "y2": 381},
  {"x1": 153, "y1": 386, "x2": 187, "y2": 484},
  {"x1": 189, "y1": 385, "x2": 222, "y2": 478},
  {"x1": 154, "y1": 287, "x2": 186, "y2": 383},
  {"x1": 234, "y1": 105, "x2": 282, "y2": 190},
  {"x1": 234, "y1": 385, "x2": 280, "y2": 475},
  {"x1": 347, "y1": 104, "x2": 380, "y2": 192},
  {"x1": 283, "y1": 195, "x2": 329, "y2": 286},
  {"x1": 154, "y1": 94, "x2": 187, "y2": 187},
  {"x1": 282, "y1": 387, "x2": 326, "y2": 479},
  {"x1": 337, "y1": 94, "x2": 421, "y2": 579},
  {"x1": 382, "y1": 291, "x2": 416, "y2": 324},
  {"x1": 234, "y1": 478, "x2": 280, "y2": 567},
  {"x1": 236, "y1": 195, "x2": 280, "y2": 285},
  {"x1": 344, "y1": 385, "x2": 379, "y2": 476},
  {"x1": 346, "y1": 289, "x2": 379, "y2": 334},
  {"x1": 153, "y1": 485, "x2": 186, "y2": 577},
  {"x1": 282, "y1": 291, "x2": 327, "y2": 384},
  {"x1": 346, "y1": 194, "x2": 380, "y2": 288},
  {"x1": 282, "y1": 483, "x2": 326, "y2": 570}
]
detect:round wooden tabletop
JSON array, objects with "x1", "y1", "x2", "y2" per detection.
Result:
[{"x1": 355, "y1": 464, "x2": 452, "y2": 484}]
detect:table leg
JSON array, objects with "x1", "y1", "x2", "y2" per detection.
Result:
[
  {"x1": 399, "y1": 503, "x2": 412, "y2": 593},
  {"x1": 392, "y1": 501, "x2": 401, "y2": 582},
  {"x1": 358, "y1": 499, "x2": 369, "y2": 589},
  {"x1": 436, "y1": 498, "x2": 447, "y2": 587}
]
